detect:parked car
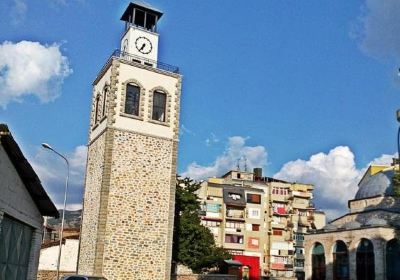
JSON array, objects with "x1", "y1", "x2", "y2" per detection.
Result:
[{"x1": 60, "y1": 276, "x2": 107, "y2": 280}]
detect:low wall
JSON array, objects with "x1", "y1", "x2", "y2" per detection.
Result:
[
  {"x1": 172, "y1": 274, "x2": 237, "y2": 280},
  {"x1": 37, "y1": 270, "x2": 75, "y2": 280}
]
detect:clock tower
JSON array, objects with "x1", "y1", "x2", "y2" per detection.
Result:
[{"x1": 78, "y1": 3, "x2": 182, "y2": 280}]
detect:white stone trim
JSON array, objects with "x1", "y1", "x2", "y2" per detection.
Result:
[
  {"x1": 120, "y1": 78, "x2": 145, "y2": 120},
  {"x1": 147, "y1": 86, "x2": 171, "y2": 127}
]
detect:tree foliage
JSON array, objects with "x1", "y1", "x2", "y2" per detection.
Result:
[
  {"x1": 392, "y1": 170, "x2": 400, "y2": 197},
  {"x1": 172, "y1": 176, "x2": 231, "y2": 273}
]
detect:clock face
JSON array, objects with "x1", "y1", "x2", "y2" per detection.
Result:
[{"x1": 135, "y1": 36, "x2": 153, "y2": 55}]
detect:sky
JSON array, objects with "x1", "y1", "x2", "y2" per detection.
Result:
[{"x1": 1, "y1": 0, "x2": 400, "y2": 219}]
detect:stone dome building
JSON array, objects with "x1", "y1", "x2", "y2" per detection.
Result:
[{"x1": 304, "y1": 164, "x2": 400, "y2": 280}]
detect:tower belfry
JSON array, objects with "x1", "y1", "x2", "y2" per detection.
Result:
[
  {"x1": 78, "y1": 2, "x2": 182, "y2": 280},
  {"x1": 120, "y1": 2, "x2": 163, "y2": 63}
]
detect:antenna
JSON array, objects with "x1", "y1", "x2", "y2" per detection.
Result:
[
  {"x1": 236, "y1": 158, "x2": 240, "y2": 170},
  {"x1": 244, "y1": 156, "x2": 248, "y2": 172}
]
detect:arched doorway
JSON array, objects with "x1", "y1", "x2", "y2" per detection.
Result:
[
  {"x1": 386, "y1": 238, "x2": 400, "y2": 280},
  {"x1": 333, "y1": 240, "x2": 349, "y2": 280},
  {"x1": 356, "y1": 238, "x2": 374, "y2": 280},
  {"x1": 312, "y1": 242, "x2": 326, "y2": 280}
]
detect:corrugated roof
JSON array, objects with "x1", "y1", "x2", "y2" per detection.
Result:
[{"x1": 0, "y1": 124, "x2": 59, "y2": 218}]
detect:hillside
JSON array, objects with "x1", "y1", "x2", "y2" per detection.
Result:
[{"x1": 47, "y1": 209, "x2": 82, "y2": 229}]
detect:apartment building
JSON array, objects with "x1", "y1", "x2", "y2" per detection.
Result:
[{"x1": 198, "y1": 168, "x2": 325, "y2": 280}]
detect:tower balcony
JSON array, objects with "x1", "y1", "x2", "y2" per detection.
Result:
[{"x1": 104, "y1": 49, "x2": 180, "y2": 74}]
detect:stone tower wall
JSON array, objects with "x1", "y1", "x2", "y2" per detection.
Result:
[
  {"x1": 78, "y1": 131, "x2": 106, "y2": 274},
  {"x1": 101, "y1": 129, "x2": 176, "y2": 280},
  {"x1": 79, "y1": 56, "x2": 181, "y2": 279}
]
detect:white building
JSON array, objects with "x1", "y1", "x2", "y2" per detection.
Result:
[{"x1": 0, "y1": 124, "x2": 59, "y2": 280}]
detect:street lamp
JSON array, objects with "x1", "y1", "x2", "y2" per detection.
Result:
[
  {"x1": 42, "y1": 143, "x2": 69, "y2": 280},
  {"x1": 396, "y1": 110, "x2": 400, "y2": 168}
]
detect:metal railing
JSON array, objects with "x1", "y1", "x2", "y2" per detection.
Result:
[{"x1": 112, "y1": 49, "x2": 179, "y2": 73}]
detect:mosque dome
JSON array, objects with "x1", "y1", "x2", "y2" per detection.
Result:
[{"x1": 354, "y1": 169, "x2": 395, "y2": 200}]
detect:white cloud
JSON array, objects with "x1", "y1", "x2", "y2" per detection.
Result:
[
  {"x1": 0, "y1": 41, "x2": 72, "y2": 108},
  {"x1": 352, "y1": 0, "x2": 400, "y2": 62},
  {"x1": 182, "y1": 136, "x2": 267, "y2": 180},
  {"x1": 370, "y1": 152, "x2": 397, "y2": 165},
  {"x1": 275, "y1": 146, "x2": 361, "y2": 219},
  {"x1": 275, "y1": 146, "x2": 397, "y2": 220},
  {"x1": 31, "y1": 145, "x2": 87, "y2": 210},
  {"x1": 205, "y1": 132, "x2": 219, "y2": 146},
  {"x1": 180, "y1": 124, "x2": 196, "y2": 137}
]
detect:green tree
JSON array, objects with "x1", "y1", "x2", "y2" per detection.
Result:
[
  {"x1": 392, "y1": 170, "x2": 400, "y2": 197},
  {"x1": 172, "y1": 176, "x2": 231, "y2": 273}
]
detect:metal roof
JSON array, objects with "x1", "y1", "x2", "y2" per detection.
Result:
[
  {"x1": 355, "y1": 169, "x2": 395, "y2": 200},
  {"x1": 120, "y1": 2, "x2": 163, "y2": 22},
  {"x1": 0, "y1": 124, "x2": 59, "y2": 218}
]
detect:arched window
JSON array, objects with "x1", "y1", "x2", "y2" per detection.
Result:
[
  {"x1": 125, "y1": 84, "x2": 140, "y2": 116},
  {"x1": 94, "y1": 94, "x2": 100, "y2": 124},
  {"x1": 312, "y1": 242, "x2": 326, "y2": 280},
  {"x1": 333, "y1": 240, "x2": 349, "y2": 280},
  {"x1": 356, "y1": 238, "x2": 374, "y2": 280},
  {"x1": 152, "y1": 90, "x2": 166, "y2": 122},
  {"x1": 102, "y1": 86, "x2": 109, "y2": 117},
  {"x1": 386, "y1": 239, "x2": 400, "y2": 280}
]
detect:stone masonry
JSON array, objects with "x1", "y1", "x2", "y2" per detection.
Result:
[{"x1": 78, "y1": 54, "x2": 181, "y2": 280}]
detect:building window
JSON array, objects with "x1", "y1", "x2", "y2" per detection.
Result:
[
  {"x1": 226, "y1": 221, "x2": 245, "y2": 229},
  {"x1": 248, "y1": 208, "x2": 260, "y2": 219},
  {"x1": 386, "y1": 239, "x2": 400, "y2": 280},
  {"x1": 205, "y1": 203, "x2": 221, "y2": 213},
  {"x1": 333, "y1": 240, "x2": 349, "y2": 280},
  {"x1": 102, "y1": 86, "x2": 109, "y2": 117},
  {"x1": 201, "y1": 220, "x2": 220, "y2": 227},
  {"x1": 248, "y1": 237, "x2": 259, "y2": 249},
  {"x1": 356, "y1": 238, "x2": 375, "y2": 280},
  {"x1": 125, "y1": 84, "x2": 140, "y2": 116},
  {"x1": 295, "y1": 259, "x2": 305, "y2": 267},
  {"x1": 312, "y1": 242, "x2": 326, "y2": 280},
  {"x1": 273, "y1": 229, "x2": 283, "y2": 236},
  {"x1": 273, "y1": 256, "x2": 289, "y2": 264},
  {"x1": 94, "y1": 94, "x2": 100, "y2": 124},
  {"x1": 247, "y1": 194, "x2": 261, "y2": 204},
  {"x1": 272, "y1": 203, "x2": 286, "y2": 215},
  {"x1": 294, "y1": 233, "x2": 304, "y2": 241},
  {"x1": 272, "y1": 187, "x2": 288, "y2": 195},
  {"x1": 252, "y1": 224, "x2": 260, "y2": 231},
  {"x1": 226, "y1": 208, "x2": 245, "y2": 219},
  {"x1": 152, "y1": 91, "x2": 166, "y2": 122},
  {"x1": 225, "y1": 234, "x2": 243, "y2": 244}
]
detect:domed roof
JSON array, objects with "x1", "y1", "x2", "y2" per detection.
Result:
[{"x1": 355, "y1": 169, "x2": 395, "y2": 200}]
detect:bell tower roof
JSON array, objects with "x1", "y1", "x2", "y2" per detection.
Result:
[{"x1": 121, "y1": 2, "x2": 163, "y2": 32}]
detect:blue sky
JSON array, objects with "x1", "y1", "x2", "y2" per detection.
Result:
[{"x1": 1, "y1": 0, "x2": 399, "y2": 218}]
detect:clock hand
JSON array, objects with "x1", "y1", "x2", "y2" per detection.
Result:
[{"x1": 139, "y1": 43, "x2": 146, "y2": 51}]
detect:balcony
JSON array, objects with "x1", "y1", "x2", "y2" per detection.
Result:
[
  {"x1": 226, "y1": 209, "x2": 245, "y2": 220},
  {"x1": 271, "y1": 222, "x2": 286, "y2": 230},
  {"x1": 104, "y1": 49, "x2": 180, "y2": 74},
  {"x1": 292, "y1": 191, "x2": 312, "y2": 199}
]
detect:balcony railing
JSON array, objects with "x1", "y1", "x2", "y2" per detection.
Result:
[{"x1": 107, "y1": 49, "x2": 180, "y2": 73}]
